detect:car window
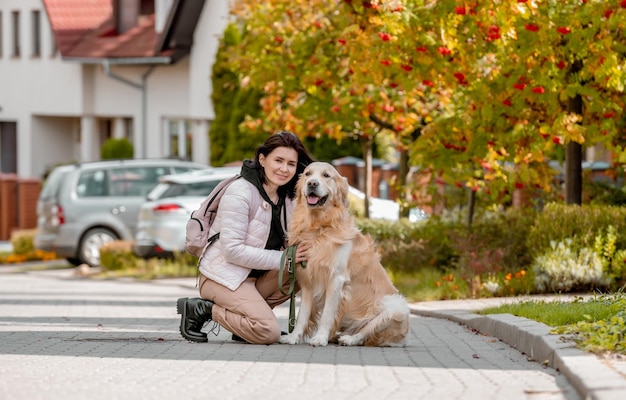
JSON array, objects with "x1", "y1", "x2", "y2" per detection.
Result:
[
  {"x1": 107, "y1": 168, "x2": 138, "y2": 196},
  {"x1": 75, "y1": 166, "x2": 205, "y2": 198},
  {"x1": 157, "y1": 180, "x2": 222, "y2": 199},
  {"x1": 40, "y1": 168, "x2": 71, "y2": 200},
  {"x1": 76, "y1": 169, "x2": 110, "y2": 197},
  {"x1": 173, "y1": 166, "x2": 197, "y2": 174},
  {"x1": 146, "y1": 183, "x2": 170, "y2": 201},
  {"x1": 107, "y1": 167, "x2": 172, "y2": 197}
]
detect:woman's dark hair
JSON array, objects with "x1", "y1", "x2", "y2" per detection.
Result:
[{"x1": 254, "y1": 131, "x2": 315, "y2": 199}]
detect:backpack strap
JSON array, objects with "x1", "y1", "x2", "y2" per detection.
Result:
[{"x1": 195, "y1": 232, "x2": 221, "y2": 288}]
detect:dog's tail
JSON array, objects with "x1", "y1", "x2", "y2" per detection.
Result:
[{"x1": 343, "y1": 294, "x2": 409, "y2": 347}]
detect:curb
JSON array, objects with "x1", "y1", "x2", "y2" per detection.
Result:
[
  {"x1": 410, "y1": 307, "x2": 626, "y2": 400},
  {"x1": 0, "y1": 260, "x2": 71, "y2": 273}
]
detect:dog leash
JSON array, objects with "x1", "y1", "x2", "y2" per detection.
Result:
[{"x1": 279, "y1": 244, "x2": 299, "y2": 333}]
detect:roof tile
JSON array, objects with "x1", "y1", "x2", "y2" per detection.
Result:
[{"x1": 43, "y1": 0, "x2": 168, "y2": 60}]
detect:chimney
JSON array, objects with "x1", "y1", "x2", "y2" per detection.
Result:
[{"x1": 113, "y1": 0, "x2": 140, "y2": 35}]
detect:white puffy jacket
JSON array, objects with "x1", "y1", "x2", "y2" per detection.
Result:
[{"x1": 198, "y1": 178, "x2": 294, "y2": 291}]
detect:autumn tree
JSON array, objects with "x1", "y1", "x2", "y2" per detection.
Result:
[
  {"x1": 225, "y1": 0, "x2": 626, "y2": 215},
  {"x1": 228, "y1": 0, "x2": 443, "y2": 216},
  {"x1": 209, "y1": 23, "x2": 267, "y2": 165},
  {"x1": 410, "y1": 0, "x2": 626, "y2": 207}
]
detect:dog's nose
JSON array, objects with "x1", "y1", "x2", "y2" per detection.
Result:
[{"x1": 307, "y1": 180, "x2": 318, "y2": 189}]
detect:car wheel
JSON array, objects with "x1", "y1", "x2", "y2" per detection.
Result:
[
  {"x1": 79, "y1": 228, "x2": 118, "y2": 268},
  {"x1": 66, "y1": 257, "x2": 82, "y2": 266}
]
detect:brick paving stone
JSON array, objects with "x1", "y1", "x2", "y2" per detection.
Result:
[{"x1": 0, "y1": 270, "x2": 593, "y2": 400}]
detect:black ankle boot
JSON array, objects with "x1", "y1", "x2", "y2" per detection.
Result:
[
  {"x1": 176, "y1": 297, "x2": 214, "y2": 343},
  {"x1": 231, "y1": 333, "x2": 247, "y2": 343}
]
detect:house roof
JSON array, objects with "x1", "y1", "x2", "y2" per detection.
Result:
[{"x1": 43, "y1": 0, "x2": 205, "y2": 64}]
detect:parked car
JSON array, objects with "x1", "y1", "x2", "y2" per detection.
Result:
[
  {"x1": 133, "y1": 168, "x2": 428, "y2": 259},
  {"x1": 133, "y1": 167, "x2": 240, "y2": 258},
  {"x1": 34, "y1": 159, "x2": 208, "y2": 268},
  {"x1": 348, "y1": 186, "x2": 429, "y2": 222}
]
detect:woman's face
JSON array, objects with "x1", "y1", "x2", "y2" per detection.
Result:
[{"x1": 259, "y1": 146, "x2": 299, "y2": 189}]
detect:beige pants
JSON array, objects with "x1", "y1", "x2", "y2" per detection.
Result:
[{"x1": 199, "y1": 270, "x2": 295, "y2": 344}]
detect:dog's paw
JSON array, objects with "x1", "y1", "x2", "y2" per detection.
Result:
[
  {"x1": 308, "y1": 334, "x2": 329, "y2": 347},
  {"x1": 338, "y1": 334, "x2": 364, "y2": 346},
  {"x1": 279, "y1": 333, "x2": 302, "y2": 345}
]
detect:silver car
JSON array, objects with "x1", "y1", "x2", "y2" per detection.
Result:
[
  {"x1": 133, "y1": 167, "x2": 428, "y2": 259},
  {"x1": 133, "y1": 167, "x2": 240, "y2": 258},
  {"x1": 35, "y1": 159, "x2": 207, "y2": 267}
]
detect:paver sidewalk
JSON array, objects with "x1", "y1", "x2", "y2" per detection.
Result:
[
  {"x1": 412, "y1": 297, "x2": 626, "y2": 399},
  {"x1": 0, "y1": 269, "x2": 584, "y2": 400}
]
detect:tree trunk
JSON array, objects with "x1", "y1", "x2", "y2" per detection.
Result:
[
  {"x1": 466, "y1": 189, "x2": 475, "y2": 227},
  {"x1": 565, "y1": 94, "x2": 583, "y2": 205},
  {"x1": 361, "y1": 136, "x2": 373, "y2": 219},
  {"x1": 398, "y1": 150, "x2": 410, "y2": 219},
  {"x1": 565, "y1": 142, "x2": 582, "y2": 204}
]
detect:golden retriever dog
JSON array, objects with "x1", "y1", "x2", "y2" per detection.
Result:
[{"x1": 279, "y1": 162, "x2": 410, "y2": 347}]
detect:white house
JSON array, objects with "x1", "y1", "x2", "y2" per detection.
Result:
[{"x1": 0, "y1": 0, "x2": 231, "y2": 179}]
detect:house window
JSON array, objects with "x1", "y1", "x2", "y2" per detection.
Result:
[
  {"x1": 168, "y1": 120, "x2": 192, "y2": 160},
  {"x1": 50, "y1": 26, "x2": 57, "y2": 57},
  {"x1": 11, "y1": 11, "x2": 19, "y2": 57},
  {"x1": 126, "y1": 118, "x2": 134, "y2": 144},
  {"x1": 0, "y1": 122, "x2": 18, "y2": 174},
  {"x1": 31, "y1": 10, "x2": 40, "y2": 57}
]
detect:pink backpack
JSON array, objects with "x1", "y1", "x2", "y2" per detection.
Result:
[{"x1": 184, "y1": 175, "x2": 241, "y2": 257}]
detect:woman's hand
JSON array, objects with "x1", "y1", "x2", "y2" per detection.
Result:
[{"x1": 296, "y1": 242, "x2": 311, "y2": 265}]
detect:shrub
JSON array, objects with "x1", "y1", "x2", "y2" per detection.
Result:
[
  {"x1": 10, "y1": 229, "x2": 37, "y2": 255},
  {"x1": 532, "y1": 239, "x2": 609, "y2": 293},
  {"x1": 357, "y1": 217, "x2": 458, "y2": 273},
  {"x1": 357, "y1": 209, "x2": 534, "y2": 293},
  {"x1": 469, "y1": 209, "x2": 536, "y2": 271},
  {"x1": 418, "y1": 209, "x2": 535, "y2": 297},
  {"x1": 357, "y1": 217, "x2": 434, "y2": 241},
  {"x1": 593, "y1": 226, "x2": 626, "y2": 289},
  {"x1": 584, "y1": 180, "x2": 626, "y2": 206},
  {"x1": 0, "y1": 230, "x2": 57, "y2": 264},
  {"x1": 527, "y1": 203, "x2": 626, "y2": 259},
  {"x1": 100, "y1": 240, "x2": 137, "y2": 271},
  {"x1": 101, "y1": 138, "x2": 134, "y2": 160},
  {"x1": 479, "y1": 268, "x2": 535, "y2": 298},
  {"x1": 98, "y1": 242, "x2": 198, "y2": 278},
  {"x1": 133, "y1": 252, "x2": 198, "y2": 279},
  {"x1": 390, "y1": 267, "x2": 470, "y2": 301}
]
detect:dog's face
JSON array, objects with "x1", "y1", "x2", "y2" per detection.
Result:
[{"x1": 297, "y1": 162, "x2": 350, "y2": 209}]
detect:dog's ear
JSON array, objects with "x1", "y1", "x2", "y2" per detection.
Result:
[
  {"x1": 295, "y1": 172, "x2": 305, "y2": 201},
  {"x1": 337, "y1": 175, "x2": 350, "y2": 208}
]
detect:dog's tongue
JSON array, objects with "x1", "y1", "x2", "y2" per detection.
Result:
[{"x1": 307, "y1": 195, "x2": 321, "y2": 205}]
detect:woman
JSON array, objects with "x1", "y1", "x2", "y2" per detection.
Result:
[{"x1": 177, "y1": 131, "x2": 314, "y2": 344}]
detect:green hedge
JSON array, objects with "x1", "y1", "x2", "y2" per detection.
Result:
[
  {"x1": 358, "y1": 208, "x2": 536, "y2": 275},
  {"x1": 92, "y1": 204, "x2": 626, "y2": 295},
  {"x1": 359, "y1": 204, "x2": 626, "y2": 294},
  {"x1": 527, "y1": 203, "x2": 626, "y2": 258}
]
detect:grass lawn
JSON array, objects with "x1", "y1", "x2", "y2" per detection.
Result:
[{"x1": 479, "y1": 293, "x2": 626, "y2": 354}]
